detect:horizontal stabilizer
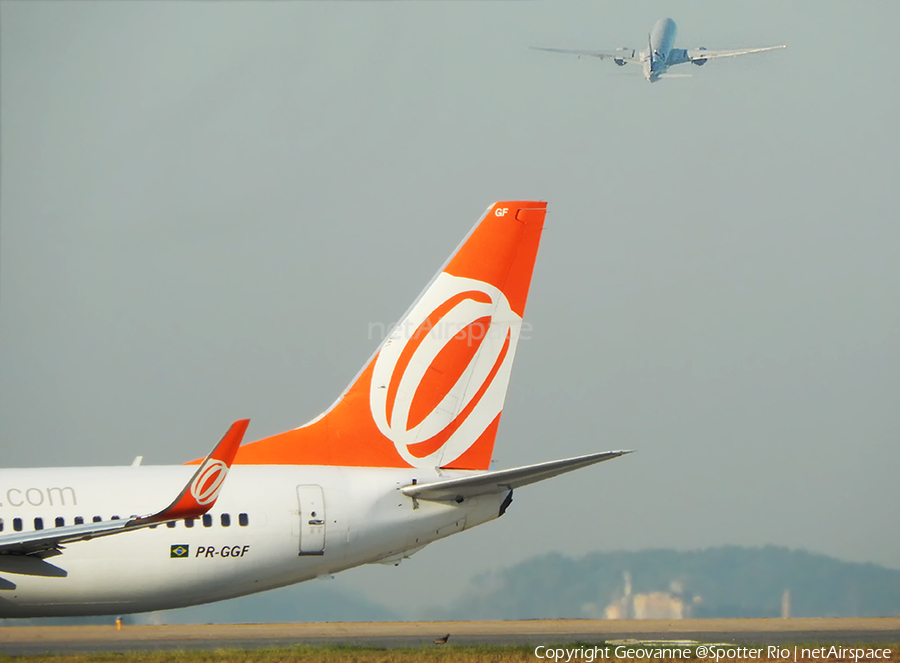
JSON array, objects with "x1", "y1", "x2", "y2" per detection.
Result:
[{"x1": 401, "y1": 450, "x2": 631, "y2": 502}]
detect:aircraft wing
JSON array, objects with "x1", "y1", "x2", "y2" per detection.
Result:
[
  {"x1": 0, "y1": 419, "x2": 248, "y2": 556},
  {"x1": 530, "y1": 46, "x2": 641, "y2": 64},
  {"x1": 401, "y1": 450, "x2": 631, "y2": 502},
  {"x1": 686, "y1": 45, "x2": 785, "y2": 62}
]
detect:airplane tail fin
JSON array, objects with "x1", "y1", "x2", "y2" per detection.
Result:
[{"x1": 233, "y1": 202, "x2": 547, "y2": 470}]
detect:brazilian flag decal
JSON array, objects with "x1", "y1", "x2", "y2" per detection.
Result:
[{"x1": 170, "y1": 544, "x2": 189, "y2": 559}]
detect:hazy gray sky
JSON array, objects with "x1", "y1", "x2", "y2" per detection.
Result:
[{"x1": 2, "y1": 1, "x2": 898, "y2": 614}]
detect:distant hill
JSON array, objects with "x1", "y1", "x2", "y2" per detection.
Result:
[{"x1": 429, "y1": 546, "x2": 900, "y2": 620}]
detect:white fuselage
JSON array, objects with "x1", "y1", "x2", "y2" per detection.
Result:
[
  {"x1": 0, "y1": 465, "x2": 505, "y2": 617},
  {"x1": 643, "y1": 18, "x2": 678, "y2": 82}
]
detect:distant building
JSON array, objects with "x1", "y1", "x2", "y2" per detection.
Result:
[
  {"x1": 782, "y1": 589, "x2": 791, "y2": 619},
  {"x1": 632, "y1": 591, "x2": 688, "y2": 619},
  {"x1": 603, "y1": 573, "x2": 700, "y2": 620}
]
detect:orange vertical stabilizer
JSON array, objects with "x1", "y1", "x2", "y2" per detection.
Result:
[{"x1": 217, "y1": 201, "x2": 547, "y2": 470}]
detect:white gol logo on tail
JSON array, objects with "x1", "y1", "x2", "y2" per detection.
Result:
[
  {"x1": 370, "y1": 273, "x2": 522, "y2": 469},
  {"x1": 190, "y1": 459, "x2": 229, "y2": 506}
]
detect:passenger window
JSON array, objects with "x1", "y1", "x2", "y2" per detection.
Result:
[
  {"x1": 0, "y1": 518, "x2": 3, "y2": 532},
  {"x1": 55, "y1": 517, "x2": 65, "y2": 527},
  {"x1": 220, "y1": 513, "x2": 231, "y2": 527},
  {"x1": 166, "y1": 521, "x2": 177, "y2": 529},
  {"x1": 93, "y1": 516, "x2": 102, "y2": 523},
  {"x1": 34, "y1": 517, "x2": 44, "y2": 531},
  {"x1": 202, "y1": 514, "x2": 212, "y2": 528},
  {"x1": 13, "y1": 518, "x2": 23, "y2": 532},
  {"x1": 74, "y1": 516, "x2": 84, "y2": 525},
  {"x1": 238, "y1": 513, "x2": 249, "y2": 527},
  {"x1": 184, "y1": 518, "x2": 195, "y2": 528}
]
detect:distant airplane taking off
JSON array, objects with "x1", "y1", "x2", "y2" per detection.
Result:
[{"x1": 533, "y1": 18, "x2": 785, "y2": 83}]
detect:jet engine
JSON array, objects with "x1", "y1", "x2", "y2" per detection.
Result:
[
  {"x1": 614, "y1": 47, "x2": 631, "y2": 66},
  {"x1": 692, "y1": 47, "x2": 708, "y2": 66}
]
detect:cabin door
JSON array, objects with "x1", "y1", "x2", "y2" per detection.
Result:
[{"x1": 296, "y1": 484, "x2": 326, "y2": 556}]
